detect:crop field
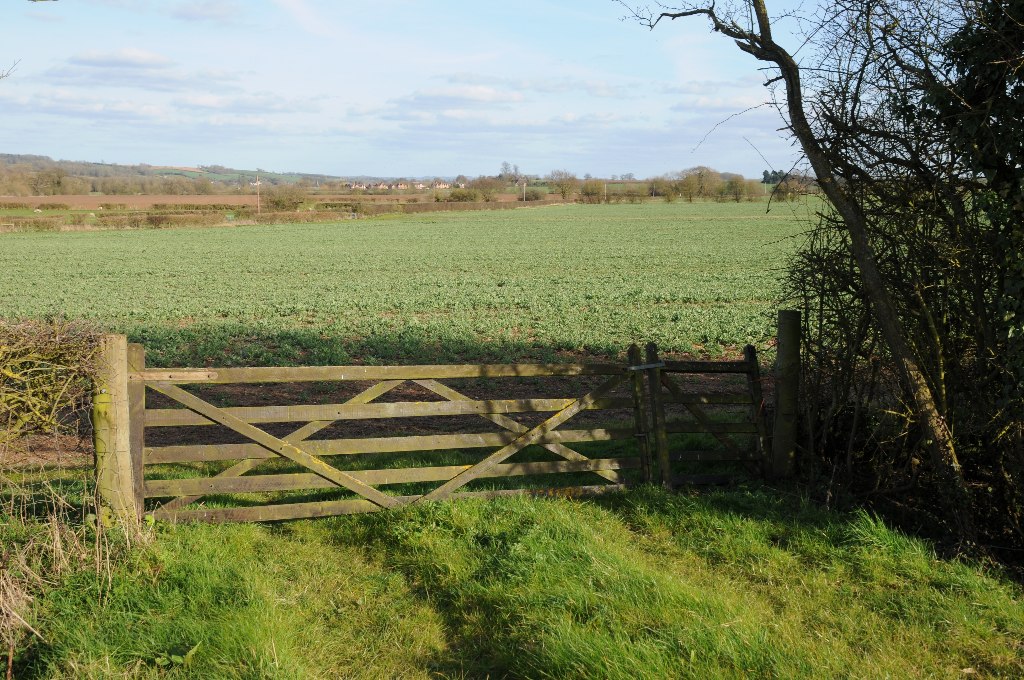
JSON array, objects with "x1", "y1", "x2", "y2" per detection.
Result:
[{"x1": 0, "y1": 201, "x2": 811, "y2": 366}]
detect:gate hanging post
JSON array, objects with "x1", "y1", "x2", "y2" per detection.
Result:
[
  {"x1": 92, "y1": 334, "x2": 139, "y2": 522},
  {"x1": 645, "y1": 343, "x2": 673, "y2": 489},
  {"x1": 628, "y1": 344, "x2": 653, "y2": 484},
  {"x1": 127, "y1": 343, "x2": 146, "y2": 518},
  {"x1": 771, "y1": 310, "x2": 800, "y2": 478},
  {"x1": 743, "y1": 344, "x2": 770, "y2": 473}
]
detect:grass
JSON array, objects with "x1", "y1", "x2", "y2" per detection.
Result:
[
  {"x1": 6, "y1": 471, "x2": 1023, "y2": 678},
  {"x1": 0, "y1": 202, "x2": 812, "y2": 365}
]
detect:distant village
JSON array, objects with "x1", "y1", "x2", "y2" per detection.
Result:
[{"x1": 344, "y1": 181, "x2": 466, "y2": 191}]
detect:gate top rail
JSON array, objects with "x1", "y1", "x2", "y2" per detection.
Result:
[
  {"x1": 131, "y1": 362, "x2": 625, "y2": 384},
  {"x1": 661, "y1": 359, "x2": 756, "y2": 374}
]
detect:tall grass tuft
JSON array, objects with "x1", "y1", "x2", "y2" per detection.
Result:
[{"x1": 1, "y1": 466, "x2": 139, "y2": 678}]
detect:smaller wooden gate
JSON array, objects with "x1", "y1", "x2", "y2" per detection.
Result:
[{"x1": 91, "y1": 335, "x2": 796, "y2": 524}]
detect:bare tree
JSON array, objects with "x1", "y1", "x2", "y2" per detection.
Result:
[
  {"x1": 548, "y1": 170, "x2": 581, "y2": 200},
  {"x1": 620, "y1": 0, "x2": 976, "y2": 540}
]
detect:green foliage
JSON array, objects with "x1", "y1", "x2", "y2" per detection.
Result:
[
  {"x1": 523, "y1": 187, "x2": 545, "y2": 201},
  {"x1": 926, "y1": 0, "x2": 1024, "y2": 418},
  {"x1": 0, "y1": 202, "x2": 806, "y2": 366}
]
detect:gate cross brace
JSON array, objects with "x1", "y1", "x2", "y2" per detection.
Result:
[
  {"x1": 156, "y1": 380, "x2": 404, "y2": 513},
  {"x1": 659, "y1": 373, "x2": 745, "y2": 456},
  {"x1": 148, "y1": 381, "x2": 400, "y2": 509},
  {"x1": 413, "y1": 373, "x2": 626, "y2": 504},
  {"x1": 413, "y1": 379, "x2": 623, "y2": 484}
]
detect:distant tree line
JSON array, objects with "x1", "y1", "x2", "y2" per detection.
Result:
[
  {"x1": 0, "y1": 152, "x2": 798, "y2": 204},
  {"x1": 651, "y1": 167, "x2": 816, "y2": 202},
  {"x1": 0, "y1": 166, "x2": 220, "y2": 196},
  {"x1": 0, "y1": 154, "x2": 338, "y2": 197}
]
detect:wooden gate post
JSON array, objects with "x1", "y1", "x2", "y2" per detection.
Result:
[
  {"x1": 628, "y1": 344, "x2": 653, "y2": 483},
  {"x1": 645, "y1": 343, "x2": 673, "y2": 489},
  {"x1": 771, "y1": 310, "x2": 800, "y2": 478},
  {"x1": 92, "y1": 334, "x2": 139, "y2": 522},
  {"x1": 127, "y1": 343, "x2": 146, "y2": 518},
  {"x1": 743, "y1": 344, "x2": 770, "y2": 472}
]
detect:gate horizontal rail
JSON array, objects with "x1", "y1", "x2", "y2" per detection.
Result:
[
  {"x1": 90, "y1": 325, "x2": 800, "y2": 525},
  {"x1": 131, "y1": 362, "x2": 625, "y2": 384}
]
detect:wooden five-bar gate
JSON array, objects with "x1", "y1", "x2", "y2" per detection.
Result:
[{"x1": 92, "y1": 313, "x2": 799, "y2": 524}]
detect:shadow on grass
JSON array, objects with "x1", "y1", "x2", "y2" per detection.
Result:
[
  {"x1": 125, "y1": 320, "x2": 620, "y2": 368},
  {"x1": 280, "y1": 484, "x2": 1024, "y2": 679}
]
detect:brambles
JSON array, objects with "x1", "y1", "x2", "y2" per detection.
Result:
[
  {"x1": 0, "y1": 319, "x2": 101, "y2": 448},
  {"x1": 579, "y1": 180, "x2": 603, "y2": 203},
  {"x1": 261, "y1": 184, "x2": 306, "y2": 211},
  {"x1": 445, "y1": 188, "x2": 479, "y2": 202},
  {"x1": 548, "y1": 170, "x2": 580, "y2": 199}
]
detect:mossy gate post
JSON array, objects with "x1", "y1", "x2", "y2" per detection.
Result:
[
  {"x1": 771, "y1": 310, "x2": 800, "y2": 478},
  {"x1": 92, "y1": 334, "x2": 142, "y2": 522}
]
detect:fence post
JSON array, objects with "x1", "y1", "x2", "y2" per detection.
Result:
[
  {"x1": 127, "y1": 343, "x2": 146, "y2": 518},
  {"x1": 743, "y1": 344, "x2": 770, "y2": 473},
  {"x1": 92, "y1": 334, "x2": 138, "y2": 522},
  {"x1": 645, "y1": 343, "x2": 673, "y2": 489},
  {"x1": 772, "y1": 310, "x2": 800, "y2": 478},
  {"x1": 628, "y1": 344, "x2": 653, "y2": 484}
]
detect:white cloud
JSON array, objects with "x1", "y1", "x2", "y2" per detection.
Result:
[
  {"x1": 269, "y1": 0, "x2": 339, "y2": 39},
  {"x1": 670, "y1": 94, "x2": 772, "y2": 115},
  {"x1": 45, "y1": 58, "x2": 240, "y2": 93},
  {"x1": 25, "y1": 9, "x2": 65, "y2": 24},
  {"x1": 170, "y1": 1, "x2": 242, "y2": 24},
  {"x1": 70, "y1": 47, "x2": 173, "y2": 69},
  {"x1": 0, "y1": 88, "x2": 168, "y2": 122},
  {"x1": 176, "y1": 93, "x2": 306, "y2": 114},
  {"x1": 445, "y1": 72, "x2": 632, "y2": 99}
]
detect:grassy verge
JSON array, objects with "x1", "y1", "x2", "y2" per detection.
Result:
[{"x1": 6, "y1": 468, "x2": 1023, "y2": 678}]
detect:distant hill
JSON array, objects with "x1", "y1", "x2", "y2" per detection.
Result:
[{"x1": 0, "y1": 154, "x2": 344, "y2": 185}]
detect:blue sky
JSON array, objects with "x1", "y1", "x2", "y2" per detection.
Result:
[{"x1": 2, "y1": 0, "x2": 806, "y2": 179}]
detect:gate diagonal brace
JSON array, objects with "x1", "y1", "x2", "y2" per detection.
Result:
[
  {"x1": 148, "y1": 381, "x2": 400, "y2": 510},
  {"x1": 412, "y1": 373, "x2": 626, "y2": 504},
  {"x1": 156, "y1": 380, "x2": 404, "y2": 513},
  {"x1": 660, "y1": 373, "x2": 745, "y2": 456},
  {"x1": 412, "y1": 379, "x2": 623, "y2": 484}
]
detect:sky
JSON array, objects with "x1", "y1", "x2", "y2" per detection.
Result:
[{"x1": 1, "y1": 0, "x2": 808, "y2": 179}]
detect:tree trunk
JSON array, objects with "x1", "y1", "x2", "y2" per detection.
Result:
[
  {"x1": 750, "y1": 1, "x2": 975, "y2": 542},
  {"x1": 637, "y1": 0, "x2": 977, "y2": 542}
]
